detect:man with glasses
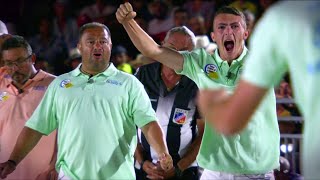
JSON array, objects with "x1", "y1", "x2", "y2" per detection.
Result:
[{"x1": 0, "y1": 35, "x2": 57, "y2": 179}]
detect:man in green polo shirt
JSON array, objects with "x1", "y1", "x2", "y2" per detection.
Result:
[
  {"x1": 116, "y1": 3, "x2": 279, "y2": 179},
  {"x1": 197, "y1": 1, "x2": 320, "y2": 179},
  {"x1": 0, "y1": 22, "x2": 173, "y2": 179}
]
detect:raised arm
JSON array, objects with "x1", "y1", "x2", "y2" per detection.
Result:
[
  {"x1": 116, "y1": 2, "x2": 184, "y2": 72},
  {"x1": 0, "y1": 127, "x2": 43, "y2": 179},
  {"x1": 140, "y1": 121, "x2": 173, "y2": 171}
]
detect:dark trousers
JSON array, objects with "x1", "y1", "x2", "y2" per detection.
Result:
[{"x1": 135, "y1": 167, "x2": 199, "y2": 180}]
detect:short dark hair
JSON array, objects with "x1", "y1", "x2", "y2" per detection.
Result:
[
  {"x1": 174, "y1": 7, "x2": 188, "y2": 16},
  {"x1": 213, "y1": 6, "x2": 247, "y2": 30},
  {"x1": 79, "y1": 22, "x2": 111, "y2": 40},
  {"x1": 1, "y1": 35, "x2": 32, "y2": 55}
]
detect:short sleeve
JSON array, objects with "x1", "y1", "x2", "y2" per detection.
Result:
[
  {"x1": 129, "y1": 78, "x2": 157, "y2": 128},
  {"x1": 25, "y1": 80, "x2": 58, "y2": 135},
  {"x1": 242, "y1": 7, "x2": 288, "y2": 88}
]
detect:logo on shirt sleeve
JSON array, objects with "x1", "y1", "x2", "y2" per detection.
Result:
[
  {"x1": 33, "y1": 86, "x2": 47, "y2": 91},
  {"x1": 204, "y1": 64, "x2": 219, "y2": 79},
  {"x1": 0, "y1": 91, "x2": 9, "y2": 102},
  {"x1": 60, "y1": 79, "x2": 73, "y2": 88},
  {"x1": 173, "y1": 108, "x2": 189, "y2": 125}
]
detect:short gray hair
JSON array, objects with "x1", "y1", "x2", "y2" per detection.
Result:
[{"x1": 163, "y1": 26, "x2": 196, "y2": 49}]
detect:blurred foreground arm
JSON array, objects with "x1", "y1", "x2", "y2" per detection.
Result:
[{"x1": 197, "y1": 80, "x2": 268, "y2": 135}]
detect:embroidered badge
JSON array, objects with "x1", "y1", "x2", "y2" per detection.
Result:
[
  {"x1": 0, "y1": 91, "x2": 9, "y2": 102},
  {"x1": 173, "y1": 108, "x2": 189, "y2": 125},
  {"x1": 60, "y1": 79, "x2": 73, "y2": 88},
  {"x1": 204, "y1": 64, "x2": 219, "y2": 79}
]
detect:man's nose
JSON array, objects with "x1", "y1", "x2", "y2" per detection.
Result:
[
  {"x1": 224, "y1": 26, "x2": 233, "y2": 35},
  {"x1": 94, "y1": 41, "x2": 102, "y2": 49}
]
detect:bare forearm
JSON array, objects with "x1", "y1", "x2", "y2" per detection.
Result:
[
  {"x1": 178, "y1": 120, "x2": 204, "y2": 170},
  {"x1": 9, "y1": 127, "x2": 43, "y2": 165},
  {"x1": 134, "y1": 143, "x2": 145, "y2": 164},
  {"x1": 141, "y1": 121, "x2": 168, "y2": 155},
  {"x1": 122, "y1": 20, "x2": 184, "y2": 71},
  {"x1": 123, "y1": 20, "x2": 159, "y2": 57}
]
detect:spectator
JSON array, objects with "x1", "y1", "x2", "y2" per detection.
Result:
[
  {"x1": 134, "y1": 26, "x2": 203, "y2": 180},
  {"x1": 111, "y1": 45, "x2": 134, "y2": 74},
  {"x1": 0, "y1": 35, "x2": 57, "y2": 180},
  {"x1": 28, "y1": 16, "x2": 69, "y2": 75}
]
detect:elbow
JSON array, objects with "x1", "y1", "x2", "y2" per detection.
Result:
[{"x1": 140, "y1": 45, "x2": 162, "y2": 60}]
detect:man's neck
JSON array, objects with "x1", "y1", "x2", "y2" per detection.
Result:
[
  {"x1": 218, "y1": 46, "x2": 244, "y2": 65},
  {"x1": 80, "y1": 64, "x2": 109, "y2": 77},
  {"x1": 161, "y1": 65, "x2": 181, "y2": 91}
]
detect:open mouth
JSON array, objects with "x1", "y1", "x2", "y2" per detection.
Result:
[
  {"x1": 93, "y1": 53, "x2": 102, "y2": 58},
  {"x1": 224, "y1": 40, "x2": 234, "y2": 52}
]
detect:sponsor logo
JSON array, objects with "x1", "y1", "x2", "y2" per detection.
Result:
[
  {"x1": 106, "y1": 79, "x2": 123, "y2": 86},
  {"x1": 204, "y1": 64, "x2": 219, "y2": 79},
  {"x1": 33, "y1": 86, "x2": 46, "y2": 91},
  {"x1": 173, "y1": 108, "x2": 189, "y2": 125},
  {"x1": 0, "y1": 91, "x2": 9, "y2": 102},
  {"x1": 60, "y1": 79, "x2": 73, "y2": 88}
]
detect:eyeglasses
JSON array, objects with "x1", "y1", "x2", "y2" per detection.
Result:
[{"x1": 4, "y1": 55, "x2": 32, "y2": 67}]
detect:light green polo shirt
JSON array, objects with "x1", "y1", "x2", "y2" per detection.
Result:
[
  {"x1": 178, "y1": 48, "x2": 280, "y2": 174},
  {"x1": 26, "y1": 63, "x2": 157, "y2": 179},
  {"x1": 242, "y1": 1, "x2": 320, "y2": 178}
]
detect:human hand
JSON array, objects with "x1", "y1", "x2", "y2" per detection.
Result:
[
  {"x1": 0, "y1": 66, "x2": 11, "y2": 77},
  {"x1": 158, "y1": 153, "x2": 173, "y2": 172},
  {"x1": 116, "y1": 2, "x2": 137, "y2": 24},
  {"x1": 0, "y1": 161, "x2": 16, "y2": 179},
  {"x1": 155, "y1": 161, "x2": 176, "y2": 179},
  {"x1": 142, "y1": 160, "x2": 164, "y2": 180}
]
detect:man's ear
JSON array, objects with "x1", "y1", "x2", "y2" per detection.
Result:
[
  {"x1": 77, "y1": 43, "x2": 82, "y2": 53},
  {"x1": 210, "y1": 32, "x2": 215, "y2": 42},
  {"x1": 31, "y1": 53, "x2": 36, "y2": 64},
  {"x1": 244, "y1": 29, "x2": 249, "y2": 40}
]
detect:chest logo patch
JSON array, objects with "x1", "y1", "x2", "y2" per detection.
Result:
[
  {"x1": 204, "y1": 64, "x2": 219, "y2": 79},
  {"x1": 0, "y1": 91, "x2": 9, "y2": 102},
  {"x1": 60, "y1": 79, "x2": 73, "y2": 88},
  {"x1": 173, "y1": 108, "x2": 189, "y2": 125}
]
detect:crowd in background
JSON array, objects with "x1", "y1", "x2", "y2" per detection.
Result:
[{"x1": 0, "y1": 0, "x2": 276, "y2": 75}]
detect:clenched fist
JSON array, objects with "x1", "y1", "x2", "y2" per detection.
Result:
[{"x1": 116, "y1": 2, "x2": 137, "y2": 24}]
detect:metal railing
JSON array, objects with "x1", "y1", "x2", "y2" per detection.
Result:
[{"x1": 277, "y1": 98, "x2": 302, "y2": 174}]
